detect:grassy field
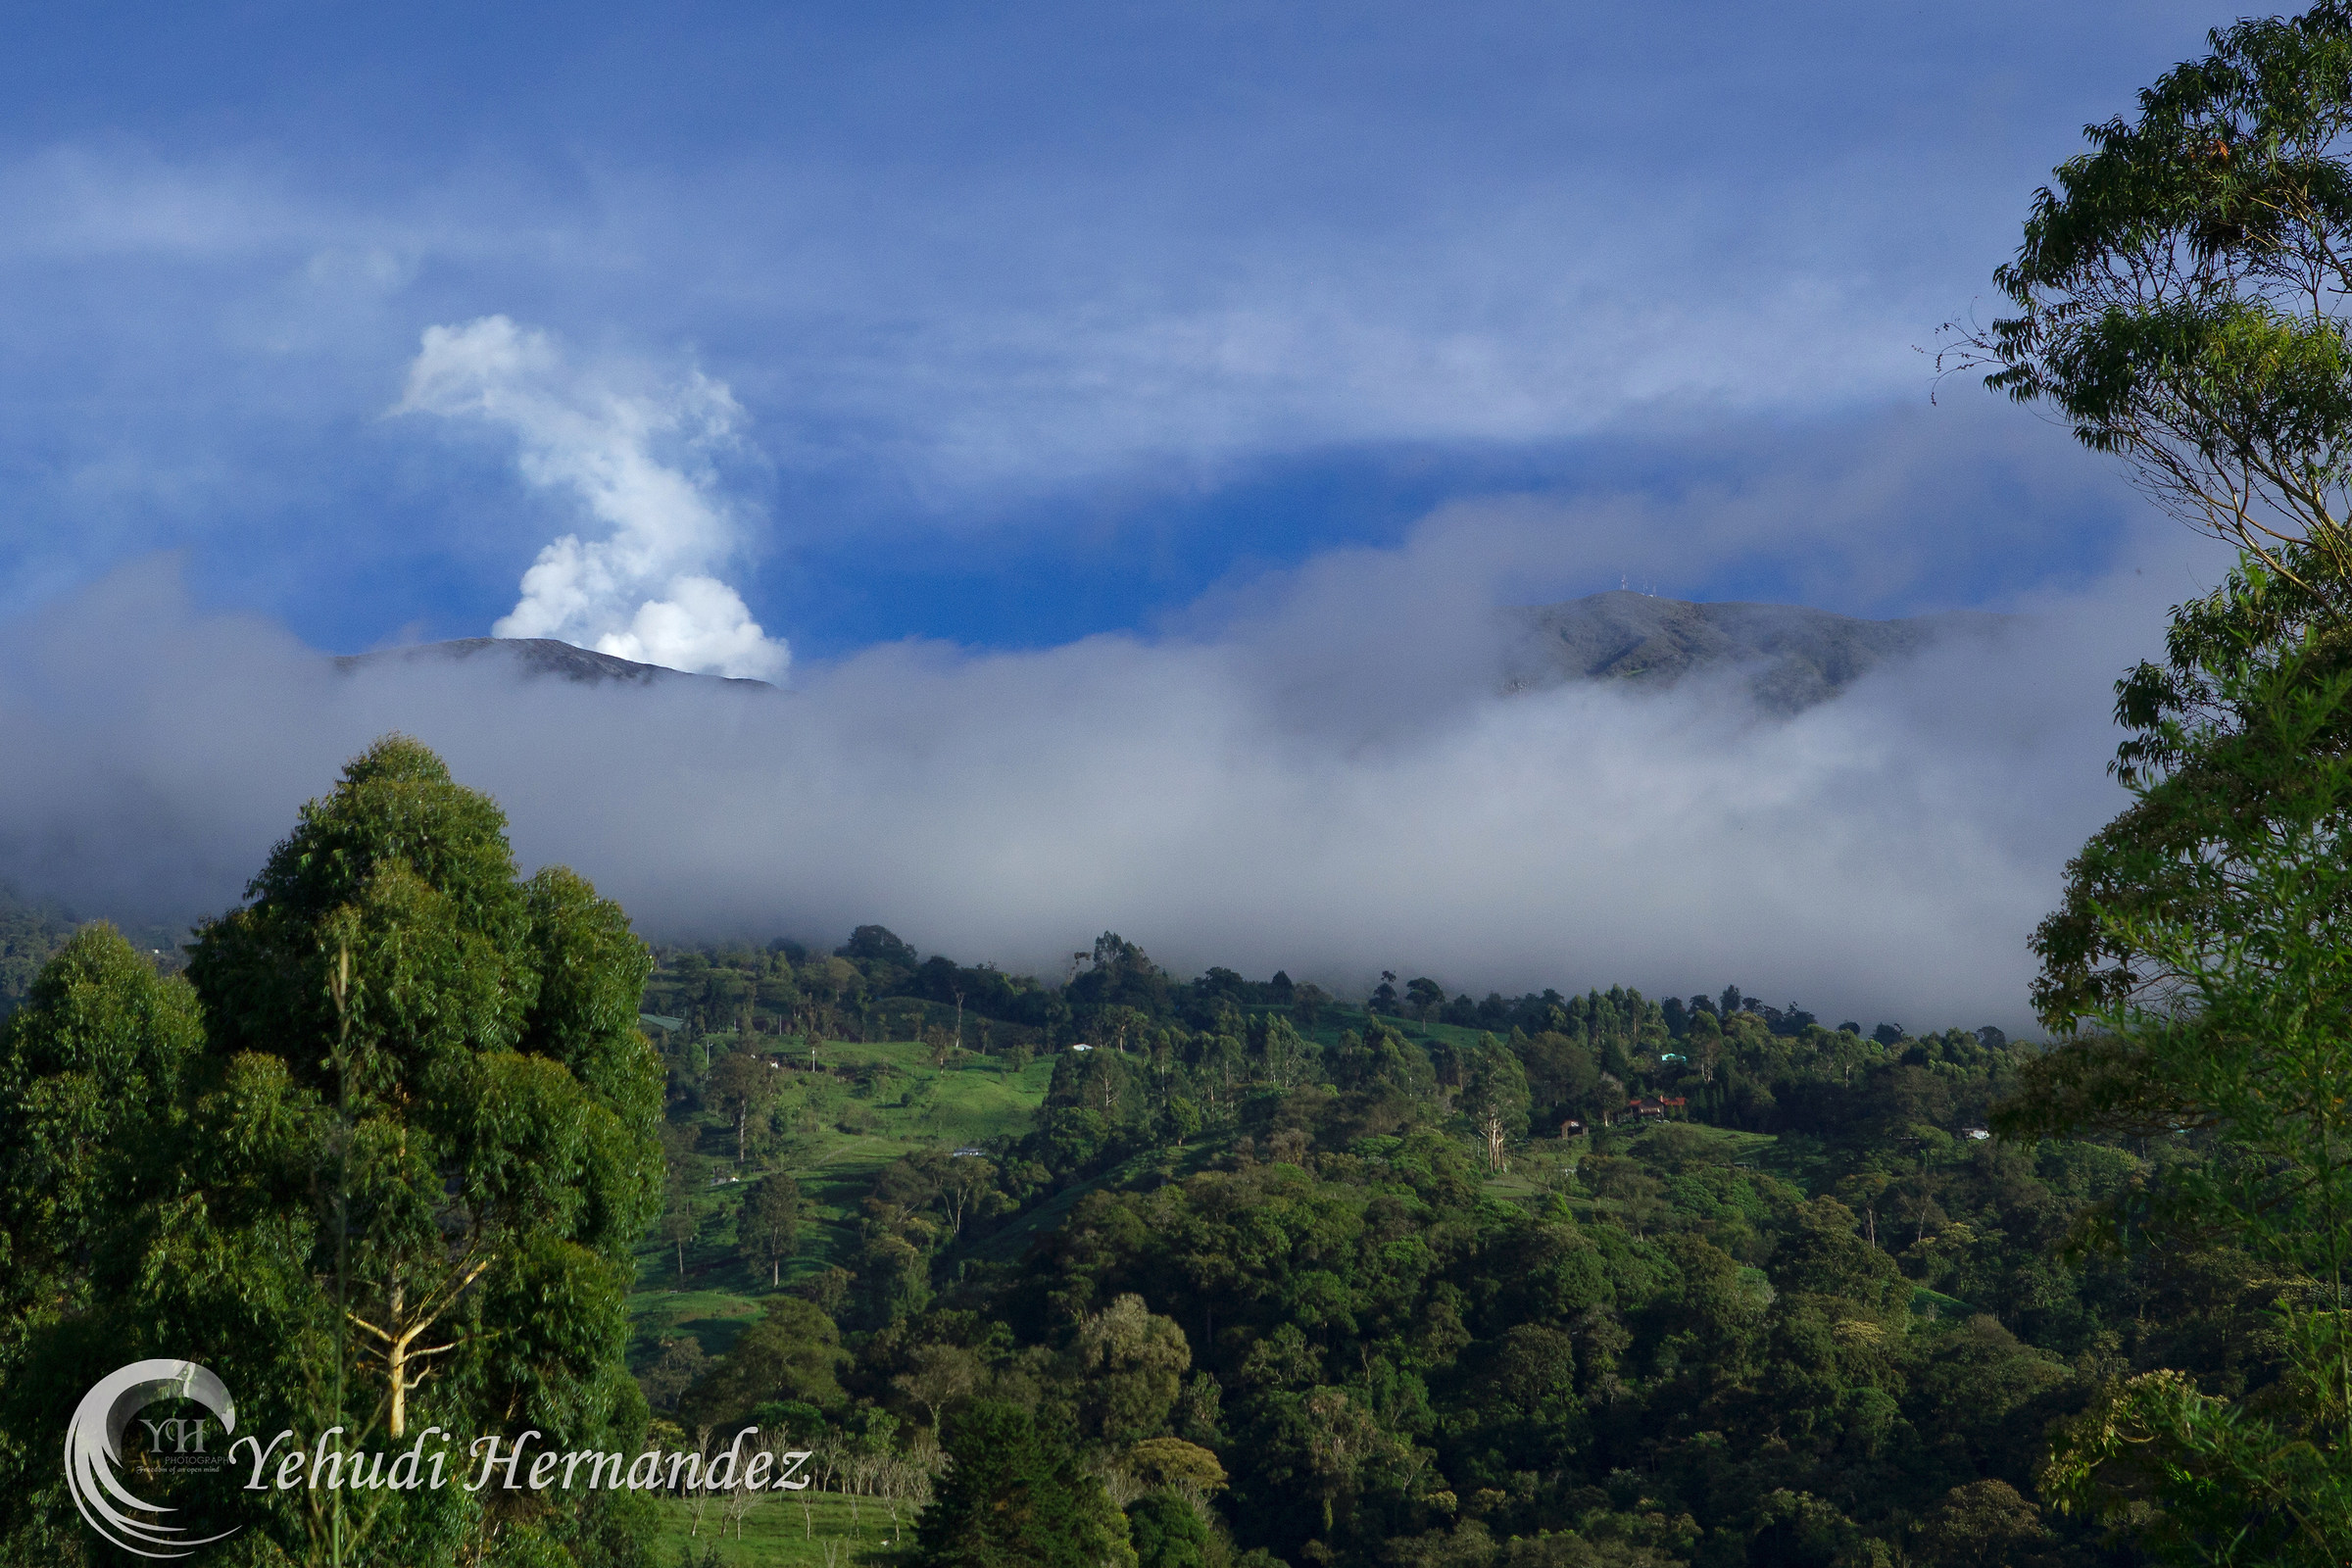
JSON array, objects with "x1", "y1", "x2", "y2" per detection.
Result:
[
  {"x1": 647, "y1": 1489, "x2": 911, "y2": 1567},
  {"x1": 626, "y1": 1023, "x2": 1807, "y2": 1366},
  {"x1": 1910, "y1": 1285, "x2": 1976, "y2": 1319},
  {"x1": 628, "y1": 1013, "x2": 1546, "y2": 1361},
  {"x1": 630, "y1": 1035, "x2": 1054, "y2": 1364}
]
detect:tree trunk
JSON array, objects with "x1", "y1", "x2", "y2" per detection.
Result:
[
  {"x1": 348, "y1": 1256, "x2": 491, "y2": 1443},
  {"x1": 387, "y1": 1282, "x2": 409, "y2": 1439}
]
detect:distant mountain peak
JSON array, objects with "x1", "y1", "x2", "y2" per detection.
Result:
[
  {"x1": 334, "y1": 637, "x2": 778, "y2": 691},
  {"x1": 1502, "y1": 590, "x2": 2008, "y2": 714}
]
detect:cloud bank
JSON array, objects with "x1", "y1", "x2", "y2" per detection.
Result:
[
  {"x1": 394, "y1": 317, "x2": 788, "y2": 680},
  {"x1": 0, "y1": 506, "x2": 2199, "y2": 1034}
]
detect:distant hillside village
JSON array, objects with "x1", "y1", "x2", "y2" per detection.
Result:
[{"x1": 637, "y1": 923, "x2": 2018, "y2": 1150}]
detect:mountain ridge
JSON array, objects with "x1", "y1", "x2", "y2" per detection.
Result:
[
  {"x1": 1502, "y1": 589, "x2": 2010, "y2": 713},
  {"x1": 333, "y1": 637, "x2": 778, "y2": 691},
  {"x1": 341, "y1": 595, "x2": 2006, "y2": 714}
]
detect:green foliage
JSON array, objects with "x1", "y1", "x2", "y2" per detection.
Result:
[
  {"x1": 1970, "y1": 26, "x2": 2352, "y2": 1544},
  {"x1": 0, "y1": 923, "x2": 204, "y2": 1300},
  {"x1": 1461, "y1": 1036, "x2": 1531, "y2": 1169},
  {"x1": 1963, "y1": 3, "x2": 2352, "y2": 582},
  {"x1": 473, "y1": 906, "x2": 2132, "y2": 1568},
  {"x1": 2002, "y1": 600, "x2": 2352, "y2": 1560},
  {"x1": 2029, "y1": 543, "x2": 2352, "y2": 1027},
  {"x1": 676, "y1": 1297, "x2": 849, "y2": 1428},
  {"x1": 1124, "y1": 1493, "x2": 1212, "y2": 1568},
  {"x1": 0, "y1": 735, "x2": 665, "y2": 1567},
  {"x1": 915, "y1": 1399, "x2": 1135, "y2": 1568},
  {"x1": 738, "y1": 1173, "x2": 802, "y2": 1287},
  {"x1": 6, "y1": 780, "x2": 2188, "y2": 1568},
  {"x1": 1072, "y1": 1295, "x2": 1192, "y2": 1447}
]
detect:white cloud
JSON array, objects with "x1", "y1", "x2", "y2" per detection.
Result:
[
  {"x1": 395, "y1": 316, "x2": 789, "y2": 681},
  {"x1": 0, "y1": 516, "x2": 2209, "y2": 1034}
]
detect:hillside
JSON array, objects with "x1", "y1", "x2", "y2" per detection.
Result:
[
  {"x1": 0, "y1": 883, "x2": 74, "y2": 1016},
  {"x1": 629, "y1": 1035, "x2": 1054, "y2": 1366},
  {"x1": 621, "y1": 928, "x2": 2138, "y2": 1568}
]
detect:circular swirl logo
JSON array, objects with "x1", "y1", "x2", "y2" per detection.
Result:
[{"x1": 64, "y1": 1360, "x2": 241, "y2": 1559}]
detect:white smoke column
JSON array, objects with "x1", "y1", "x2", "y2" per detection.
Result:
[{"x1": 394, "y1": 316, "x2": 789, "y2": 681}]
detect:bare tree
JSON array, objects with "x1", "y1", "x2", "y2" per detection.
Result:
[
  {"x1": 1095, "y1": 1461, "x2": 1148, "y2": 1508},
  {"x1": 787, "y1": 1432, "x2": 819, "y2": 1539},
  {"x1": 721, "y1": 1467, "x2": 764, "y2": 1541},
  {"x1": 682, "y1": 1426, "x2": 716, "y2": 1538},
  {"x1": 876, "y1": 1453, "x2": 908, "y2": 1544},
  {"x1": 810, "y1": 1432, "x2": 847, "y2": 1498},
  {"x1": 841, "y1": 1450, "x2": 870, "y2": 1530}
]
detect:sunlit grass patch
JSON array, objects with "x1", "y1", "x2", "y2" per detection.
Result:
[{"x1": 648, "y1": 1486, "x2": 913, "y2": 1566}]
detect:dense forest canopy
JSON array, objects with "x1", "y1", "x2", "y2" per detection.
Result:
[{"x1": 606, "y1": 918, "x2": 2169, "y2": 1568}]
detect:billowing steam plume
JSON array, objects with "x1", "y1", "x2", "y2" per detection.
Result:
[{"x1": 395, "y1": 316, "x2": 789, "y2": 682}]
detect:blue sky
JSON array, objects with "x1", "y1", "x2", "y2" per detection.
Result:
[
  {"x1": 0, "y1": 1, "x2": 2223, "y2": 667},
  {"x1": 0, "y1": 2, "x2": 2272, "y2": 1018}
]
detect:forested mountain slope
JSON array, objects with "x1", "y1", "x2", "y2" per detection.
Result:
[
  {"x1": 631, "y1": 927, "x2": 2163, "y2": 1568},
  {"x1": 0, "y1": 884, "x2": 74, "y2": 1016},
  {"x1": 0, "y1": 884, "x2": 189, "y2": 1019}
]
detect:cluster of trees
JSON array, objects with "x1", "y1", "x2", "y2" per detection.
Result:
[
  {"x1": 645, "y1": 917, "x2": 2012, "y2": 1187},
  {"x1": 606, "y1": 895, "x2": 2082, "y2": 1564},
  {"x1": 0, "y1": 884, "x2": 74, "y2": 1014},
  {"x1": 638, "y1": 925, "x2": 1058, "y2": 1054},
  {"x1": 642, "y1": 921, "x2": 1955, "y2": 1095},
  {"x1": 652, "y1": 982, "x2": 2179, "y2": 1566},
  {"x1": 873, "y1": 976, "x2": 2019, "y2": 1220},
  {"x1": 0, "y1": 883, "x2": 182, "y2": 1016},
  {"x1": 0, "y1": 737, "x2": 670, "y2": 1566}
]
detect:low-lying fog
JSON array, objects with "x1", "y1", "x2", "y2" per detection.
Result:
[{"x1": 0, "y1": 500, "x2": 2207, "y2": 1033}]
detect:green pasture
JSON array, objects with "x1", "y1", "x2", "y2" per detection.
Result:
[
  {"x1": 1910, "y1": 1285, "x2": 1976, "y2": 1320},
  {"x1": 648, "y1": 1488, "x2": 911, "y2": 1566},
  {"x1": 629, "y1": 1035, "x2": 1054, "y2": 1363}
]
